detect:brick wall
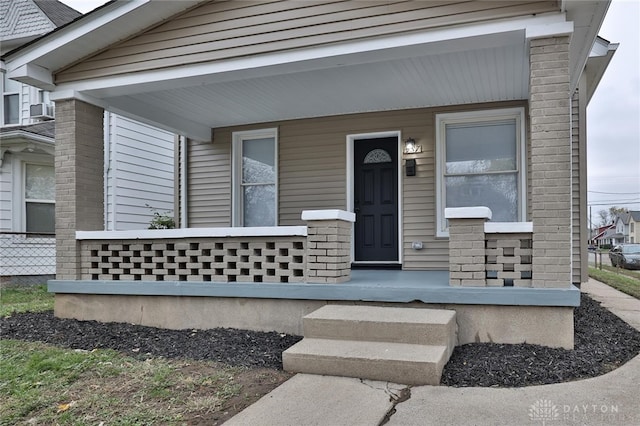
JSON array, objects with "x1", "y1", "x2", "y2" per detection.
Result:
[
  {"x1": 448, "y1": 218, "x2": 486, "y2": 286},
  {"x1": 55, "y1": 99, "x2": 104, "y2": 280},
  {"x1": 306, "y1": 219, "x2": 352, "y2": 283},
  {"x1": 529, "y1": 36, "x2": 572, "y2": 288}
]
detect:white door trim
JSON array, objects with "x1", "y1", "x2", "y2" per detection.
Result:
[{"x1": 346, "y1": 131, "x2": 403, "y2": 264}]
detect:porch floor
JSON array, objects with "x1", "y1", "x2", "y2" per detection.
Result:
[{"x1": 49, "y1": 269, "x2": 579, "y2": 307}]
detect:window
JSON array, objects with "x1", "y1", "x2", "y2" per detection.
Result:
[
  {"x1": 232, "y1": 129, "x2": 277, "y2": 227},
  {"x1": 2, "y1": 72, "x2": 20, "y2": 125},
  {"x1": 436, "y1": 108, "x2": 525, "y2": 237},
  {"x1": 25, "y1": 164, "x2": 55, "y2": 233}
]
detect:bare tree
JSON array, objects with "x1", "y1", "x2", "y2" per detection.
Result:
[
  {"x1": 598, "y1": 209, "x2": 610, "y2": 226},
  {"x1": 597, "y1": 206, "x2": 629, "y2": 226}
]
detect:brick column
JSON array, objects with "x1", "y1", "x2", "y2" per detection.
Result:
[
  {"x1": 302, "y1": 210, "x2": 355, "y2": 284},
  {"x1": 445, "y1": 207, "x2": 491, "y2": 287},
  {"x1": 55, "y1": 99, "x2": 104, "y2": 280},
  {"x1": 529, "y1": 36, "x2": 571, "y2": 288}
]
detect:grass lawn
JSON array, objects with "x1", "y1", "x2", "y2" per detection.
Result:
[
  {"x1": 0, "y1": 284, "x2": 53, "y2": 317},
  {"x1": 0, "y1": 286, "x2": 291, "y2": 425},
  {"x1": 589, "y1": 267, "x2": 640, "y2": 299}
]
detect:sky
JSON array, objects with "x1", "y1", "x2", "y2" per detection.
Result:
[
  {"x1": 585, "y1": 0, "x2": 640, "y2": 223},
  {"x1": 61, "y1": 0, "x2": 640, "y2": 223}
]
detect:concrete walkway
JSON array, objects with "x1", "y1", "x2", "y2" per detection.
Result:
[{"x1": 225, "y1": 279, "x2": 640, "y2": 426}]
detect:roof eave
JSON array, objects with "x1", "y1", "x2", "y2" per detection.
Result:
[
  {"x1": 584, "y1": 38, "x2": 618, "y2": 104},
  {"x1": 2, "y1": 0, "x2": 205, "y2": 89},
  {"x1": 564, "y1": 0, "x2": 612, "y2": 93}
]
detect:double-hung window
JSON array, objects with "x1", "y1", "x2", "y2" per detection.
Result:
[
  {"x1": 436, "y1": 108, "x2": 525, "y2": 237},
  {"x1": 25, "y1": 163, "x2": 55, "y2": 233},
  {"x1": 232, "y1": 128, "x2": 278, "y2": 227},
  {"x1": 2, "y1": 72, "x2": 20, "y2": 125}
]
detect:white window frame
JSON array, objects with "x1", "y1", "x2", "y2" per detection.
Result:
[
  {"x1": 435, "y1": 107, "x2": 526, "y2": 237},
  {"x1": 1, "y1": 72, "x2": 21, "y2": 126},
  {"x1": 13, "y1": 158, "x2": 55, "y2": 233},
  {"x1": 231, "y1": 128, "x2": 278, "y2": 227}
]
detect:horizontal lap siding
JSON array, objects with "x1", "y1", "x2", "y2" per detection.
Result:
[
  {"x1": 106, "y1": 114, "x2": 175, "y2": 230},
  {"x1": 188, "y1": 137, "x2": 231, "y2": 227},
  {"x1": 571, "y1": 90, "x2": 587, "y2": 283},
  {"x1": 0, "y1": 154, "x2": 13, "y2": 232},
  {"x1": 55, "y1": 0, "x2": 558, "y2": 82},
  {"x1": 188, "y1": 100, "x2": 526, "y2": 270}
]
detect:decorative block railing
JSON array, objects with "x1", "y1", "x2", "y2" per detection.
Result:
[
  {"x1": 485, "y1": 230, "x2": 533, "y2": 287},
  {"x1": 446, "y1": 207, "x2": 533, "y2": 288},
  {"x1": 80, "y1": 236, "x2": 306, "y2": 283},
  {"x1": 76, "y1": 210, "x2": 355, "y2": 284}
]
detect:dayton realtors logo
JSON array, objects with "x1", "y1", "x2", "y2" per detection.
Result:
[
  {"x1": 529, "y1": 399, "x2": 627, "y2": 424},
  {"x1": 529, "y1": 399, "x2": 560, "y2": 425}
]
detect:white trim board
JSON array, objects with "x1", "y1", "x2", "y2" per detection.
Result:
[{"x1": 77, "y1": 226, "x2": 307, "y2": 240}]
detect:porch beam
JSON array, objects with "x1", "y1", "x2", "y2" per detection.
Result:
[
  {"x1": 51, "y1": 90, "x2": 212, "y2": 142},
  {"x1": 46, "y1": 15, "x2": 570, "y2": 98}
]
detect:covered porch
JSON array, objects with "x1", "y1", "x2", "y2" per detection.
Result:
[{"x1": 2, "y1": 0, "x2": 614, "y2": 350}]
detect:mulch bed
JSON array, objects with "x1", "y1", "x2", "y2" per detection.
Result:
[
  {"x1": 2, "y1": 293, "x2": 639, "y2": 387},
  {"x1": 441, "y1": 294, "x2": 640, "y2": 387},
  {"x1": 0, "y1": 312, "x2": 301, "y2": 370}
]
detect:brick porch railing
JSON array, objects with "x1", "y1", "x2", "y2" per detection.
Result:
[
  {"x1": 446, "y1": 207, "x2": 533, "y2": 287},
  {"x1": 76, "y1": 210, "x2": 355, "y2": 284}
]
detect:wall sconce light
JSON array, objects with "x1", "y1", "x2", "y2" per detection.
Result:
[{"x1": 403, "y1": 138, "x2": 422, "y2": 154}]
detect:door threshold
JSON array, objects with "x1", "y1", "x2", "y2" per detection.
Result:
[{"x1": 351, "y1": 263, "x2": 401, "y2": 270}]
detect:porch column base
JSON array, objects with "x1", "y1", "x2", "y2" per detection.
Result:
[
  {"x1": 445, "y1": 207, "x2": 491, "y2": 287},
  {"x1": 302, "y1": 210, "x2": 355, "y2": 284}
]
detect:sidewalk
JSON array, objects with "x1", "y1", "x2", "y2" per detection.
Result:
[{"x1": 225, "y1": 279, "x2": 640, "y2": 426}]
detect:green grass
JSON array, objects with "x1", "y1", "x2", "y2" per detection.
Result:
[
  {"x1": 0, "y1": 340, "x2": 251, "y2": 425},
  {"x1": 0, "y1": 284, "x2": 291, "y2": 425},
  {"x1": 0, "y1": 285, "x2": 54, "y2": 317},
  {"x1": 588, "y1": 267, "x2": 640, "y2": 299}
]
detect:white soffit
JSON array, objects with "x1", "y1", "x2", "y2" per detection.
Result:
[{"x1": 100, "y1": 39, "x2": 528, "y2": 131}]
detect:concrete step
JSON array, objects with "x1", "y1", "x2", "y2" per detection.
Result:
[
  {"x1": 303, "y1": 305, "x2": 457, "y2": 349},
  {"x1": 283, "y1": 338, "x2": 448, "y2": 385}
]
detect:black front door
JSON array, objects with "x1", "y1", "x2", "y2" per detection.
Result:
[{"x1": 354, "y1": 137, "x2": 398, "y2": 262}]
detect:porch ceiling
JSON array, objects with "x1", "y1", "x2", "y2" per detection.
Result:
[{"x1": 87, "y1": 31, "x2": 529, "y2": 137}]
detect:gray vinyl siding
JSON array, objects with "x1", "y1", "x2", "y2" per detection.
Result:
[
  {"x1": 105, "y1": 113, "x2": 175, "y2": 230},
  {"x1": 55, "y1": 0, "x2": 559, "y2": 83},
  {"x1": 187, "y1": 100, "x2": 527, "y2": 270},
  {"x1": 571, "y1": 85, "x2": 588, "y2": 284},
  {"x1": 187, "y1": 137, "x2": 231, "y2": 228}
]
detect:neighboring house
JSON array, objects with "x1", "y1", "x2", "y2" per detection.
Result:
[
  {"x1": 629, "y1": 211, "x2": 640, "y2": 244},
  {"x1": 2, "y1": 0, "x2": 618, "y2": 381},
  {"x1": 613, "y1": 212, "x2": 630, "y2": 244},
  {"x1": 593, "y1": 224, "x2": 617, "y2": 247},
  {"x1": 0, "y1": 0, "x2": 175, "y2": 281}
]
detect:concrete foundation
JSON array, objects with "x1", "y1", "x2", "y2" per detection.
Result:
[{"x1": 54, "y1": 294, "x2": 574, "y2": 348}]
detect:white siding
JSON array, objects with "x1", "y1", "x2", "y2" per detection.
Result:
[
  {"x1": 0, "y1": 152, "x2": 13, "y2": 231},
  {"x1": 105, "y1": 113, "x2": 175, "y2": 230}
]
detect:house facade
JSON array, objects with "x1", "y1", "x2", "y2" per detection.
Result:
[
  {"x1": 630, "y1": 212, "x2": 640, "y2": 244},
  {"x1": 0, "y1": 0, "x2": 176, "y2": 281},
  {"x1": 2, "y1": 0, "x2": 616, "y2": 349}
]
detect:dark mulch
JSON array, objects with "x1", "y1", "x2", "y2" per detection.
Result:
[
  {"x1": 0, "y1": 312, "x2": 302, "y2": 370},
  {"x1": 1, "y1": 293, "x2": 639, "y2": 387},
  {"x1": 441, "y1": 293, "x2": 640, "y2": 387}
]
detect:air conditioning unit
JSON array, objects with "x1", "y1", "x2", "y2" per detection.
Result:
[{"x1": 29, "y1": 103, "x2": 54, "y2": 120}]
